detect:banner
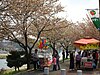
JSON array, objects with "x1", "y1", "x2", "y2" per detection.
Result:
[
  {"x1": 79, "y1": 44, "x2": 99, "y2": 50},
  {"x1": 87, "y1": 9, "x2": 100, "y2": 30},
  {"x1": 91, "y1": 17, "x2": 100, "y2": 30}
]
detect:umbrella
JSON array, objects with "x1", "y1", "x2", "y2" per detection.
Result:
[{"x1": 74, "y1": 38, "x2": 100, "y2": 50}]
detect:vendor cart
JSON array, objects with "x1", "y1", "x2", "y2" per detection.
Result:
[
  {"x1": 38, "y1": 52, "x2": 52, "y2": 70},
  {"x1": 38, "y1": 57, "x2": 51, "y2": 70},
  {"x1": 74, "y1": 37, "x2": 100, "y2": 69}
]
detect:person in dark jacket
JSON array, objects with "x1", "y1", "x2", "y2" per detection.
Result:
[
  {"x1": 76, "y1": 51, "x2": 81, "y2": 69},
  {"x1": 95, "y1": 51, "x2": 99, "y2": 68},
  {"x1": 56, "y1": 55, "x2": 60, "y2": 70},
  {"x1": 66, "y1": 48, "x2": 69, "y2": 59},
  {"x1": 69, "y1": 52, "x2": 74, "y2": 70},
  {"x1": 62, "y1": 50, "x2": 65, "y2": 63}
]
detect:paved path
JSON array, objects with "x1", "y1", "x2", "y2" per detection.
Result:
[{"x1": 14, "y1": 60, "x2": 100, "y2": 75}]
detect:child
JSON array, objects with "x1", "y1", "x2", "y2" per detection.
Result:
[{"x1": 52, "y1": 56, "x2": 57, "y2": 71}]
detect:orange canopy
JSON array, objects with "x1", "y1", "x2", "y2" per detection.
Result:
[
  {"x1": 74, "y1": 38, "x2": 99, "y2": 45},
  {"x1": 74, "y1": 38, "x2": 100, "y2": 50}
]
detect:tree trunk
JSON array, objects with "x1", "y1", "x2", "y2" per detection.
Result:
[
  {"x1": 52, "y1": 49, "x2": 58, "y2": 57},
  {"x1": 26, "y1": 53, "x2": 30, "y2": 70},
  {"x1": 18, "y1": 67, "x2": 20, "y2": 71},
  {"x1": 26, "y1": 49, "x2": 32, "y2": 70},
  {"x1": 24, "y1": 47, "x2": 30, "y2": 70},
  {"x1": 27, "y1": 62, "x2": 30, "y2": 70},
  {"x1": 24, "y1": 31, "x2": 30, "y2": 70},
  {"x1": 66, "y1": 46, "x2": 69, "y2": 59},
  {"x1": 50, "y1": 42, "x2": 58, "y2": 56},
  {"x1": 15, "y1": 66, "x2": 17, "y2": 71}
]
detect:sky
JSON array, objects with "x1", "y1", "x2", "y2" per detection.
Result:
[{"x1": 59, "y1": 0, "x2": 99, "y2": 22}]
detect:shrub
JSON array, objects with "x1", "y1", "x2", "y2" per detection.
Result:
[{"x1": 6, "y1": 50, "x2": 26, "y2": 71}]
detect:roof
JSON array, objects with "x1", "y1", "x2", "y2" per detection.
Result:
[{"x1": 74, "y1": 38, "x2": 99, "y2": 45}]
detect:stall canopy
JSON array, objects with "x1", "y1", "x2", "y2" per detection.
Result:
[{"x1": 74, "y1": 38, "x2": 100, "y2": 50}]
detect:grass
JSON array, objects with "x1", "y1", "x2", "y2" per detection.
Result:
[
  {"x1": 0, "y1": 64, "x2": 27, "y2": 75},
  {"x1": 0, "y1": 54, "x2": 7, "y2": 59},
  {"x1": 0, "y1": 69, "x2": 16, "y2": 75},
  {"x1": 0, "y1": 70, "x2": 18, "y2": 75},
  {"x1": 0, "y1": 68, "x2": 26, "y2": 75}
]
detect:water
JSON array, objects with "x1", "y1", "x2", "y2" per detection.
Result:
[{"x1": 0, "y1": 59, "x2": 9, "y2": 69}]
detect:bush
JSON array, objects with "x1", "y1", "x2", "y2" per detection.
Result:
[{"x1": 6, "y1": 50, "x2": 26, "y2": 71}]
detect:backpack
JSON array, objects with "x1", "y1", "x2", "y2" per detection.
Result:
[{"x1": 76, "y1": 55, "x2": 81, "y2": 61}]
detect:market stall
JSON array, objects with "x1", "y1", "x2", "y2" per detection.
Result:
[
  {"x1": 74, "y1": 37, "x2": 100, "y2": 69},
  {"x1": 38, "y1": 56, "x2": 52, "y2": 69},
  {"x1": 38, "y1": 39, "x2": 52, "y2": 70},
  {"x1": 38, "y1": 50, "x2": 52, "y2": 70}
]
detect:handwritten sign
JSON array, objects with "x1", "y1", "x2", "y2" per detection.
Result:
[
  {"x1": 79, "y1": 44, "x2": 99, "y2": 50},
  {"x1": 84, "y1": 62, "x2": 92, "y2": 68}
]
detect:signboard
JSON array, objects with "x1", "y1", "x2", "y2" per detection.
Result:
[
  {"x1": 79, "y1": 44, "x2": 99, "y2": 50},
  {"x1": 84, "y1": 62, "x2": 92, "y2": 68}
]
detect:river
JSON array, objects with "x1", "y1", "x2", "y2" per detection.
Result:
[{"x1": 0, "y1": 59, "x2": 9, "y2": 69}]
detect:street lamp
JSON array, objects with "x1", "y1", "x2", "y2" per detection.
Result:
[{"x1": 99, "y1": 0, "x2": 100, "y2": 18}]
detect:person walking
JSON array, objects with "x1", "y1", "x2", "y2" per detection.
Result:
[
  {"x1": 62, "y1": 50, "x2": 65, "y2": 63},
  {"x1": 69, "y1": 52, "x2": 74, "y2": 70},
  {"x1": 76, "y1": 51, "x2": 81, "y2": 69},
  {"x1": 56, "y1": 55, "x2": 60, "y2": 70}
]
